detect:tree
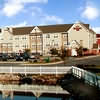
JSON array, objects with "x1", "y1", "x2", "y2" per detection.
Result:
[
  {"x1": 50, "y1": 48, "x2": 58, "y2": 62},
  {"x1": 50, "y1": 48, "x2": 58, "y2": 56},
  {"x1": 23, "y1": 49, "x2": 31, "y2": 61},
  {"x1": 59, "y1": 48, "x2": 70, "y2": 65},
  {"x1": 77, "y1": 46, "x2": 83, "y2": 56}
]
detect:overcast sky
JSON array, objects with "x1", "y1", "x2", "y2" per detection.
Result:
[{"x1": 0, "y1": 0, "x2": 100, "y2": 33}]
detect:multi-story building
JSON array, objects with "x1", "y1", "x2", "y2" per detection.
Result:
[{"x1": 0, "y1": 21, "x2": 96, "y2": 55}]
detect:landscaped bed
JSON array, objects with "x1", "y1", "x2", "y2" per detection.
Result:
[{"x1": 0, "y1": 74, "x2": 64, "y2": 85}]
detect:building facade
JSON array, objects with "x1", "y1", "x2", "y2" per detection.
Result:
[{"x1": 0, "y1": 21, "x2": 96, "y2": 55}]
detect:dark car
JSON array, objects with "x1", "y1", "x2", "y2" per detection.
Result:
[
  {"x1": 2, "y1": 54, "x2": 8, "y2": 61},
  {"x1": 15, "y1": 55, "x2": 23, "y2": 61}
]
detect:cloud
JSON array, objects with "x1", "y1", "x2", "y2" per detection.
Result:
[
  {"x1": 31, "y1": 7, "x2": 43, "y2": 16},
  {"x1": 2, "y1": 0, "x2": 48, "y2": 17},
  {"x1": 40, "y1": 15, "x2": 64, "y2": 25},
  {"x1": 20, "y1": 0, "x2": 48, "y2": 3},
  {"x1": 7, "y1": 21, "x2": 28, "y2": 27},
  {"x1": 93, "y1": 27, "x2": 100, "y2": 33},
  {"x1": 2, "y1": 1, "x2": 23, "y2": 17},
  {"x1": 80, "y1": 1, "x2": 100, "y2": 20},
  {"x1": 81, "y1": 6, "x2": 99, "y2": 20}
]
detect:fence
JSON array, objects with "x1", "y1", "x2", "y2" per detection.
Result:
[
  {"x1": 0, "y1": 66, "x2": 99, "y2": 89},
  {"x1": 0, "y1": 66, "x2": 72, "y2": 75},
  {"x1": 72, "y1": 66, "x2": 100, "y2": 89}
]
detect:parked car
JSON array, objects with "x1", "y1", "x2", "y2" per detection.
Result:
[
  {"x1": 28, "y1": 55, "x2": 40, "y2": 62},
  {"x1": 8, "y1": 54, "x2": 15, "y2": 59},
  {"x1": 15, "y1": 55, "x2": 23, "y2": 61},
  {"x1": 2, "y1": 54, "x2": 8, "y2": 61}
]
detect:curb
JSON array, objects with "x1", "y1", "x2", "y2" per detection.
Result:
[{"x1": 21, "y1": 61, "x2": 64, "y2": 66}]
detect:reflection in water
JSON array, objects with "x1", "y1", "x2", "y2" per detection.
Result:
[
  {"x1": 0, "y1": 83, "x2": 73, "y2": 100},
  {"x1": 0, "y1": 95, "x2": 65, "y2": 100}
]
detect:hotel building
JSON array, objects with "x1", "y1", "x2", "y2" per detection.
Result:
[{"x1": 0, "y1": 21, "x2": 96, "y2": 55}]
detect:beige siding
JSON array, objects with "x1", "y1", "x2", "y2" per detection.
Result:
[
  {"x1": 30, "y1": 35, "x2": 43, "y2": 54},
  {"x1": 68, "y1": 23, "x2": 96, "y2": 49},
  {"x1": 43, "y1": 33, "x2": 62, "y2": 55},
  {"x1": 13, "y1": 35, "x2": 29, "y2": 53}
]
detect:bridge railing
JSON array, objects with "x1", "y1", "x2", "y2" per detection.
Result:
[
  {"x1": 0, "y1": 66, "x2": 72, "y2": 75},
  {"x1": 72, "y1": 66, "x2": 100, "y2": 89}
]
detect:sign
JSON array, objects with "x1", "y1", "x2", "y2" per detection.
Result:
[{"x1": 73, "y1": 26, "x2": 82, "y2": 31}]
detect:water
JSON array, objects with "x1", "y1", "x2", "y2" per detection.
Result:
[{"x1": 0, "y1": 95, "x2": 63, "y2": 100}]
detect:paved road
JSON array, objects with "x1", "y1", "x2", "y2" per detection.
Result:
[
  {"x1": 66, "y1": 55, "x2": 100, "y2": 66},
  {"x1": 0, "y1": 55, "x2": 100, "y2": 67}
]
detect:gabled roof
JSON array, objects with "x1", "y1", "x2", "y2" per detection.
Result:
[
  {"x1": 12, "y1": 24, "x2": 90, "y2": 35},
  {"x1": 38, "y1": 24, "x2": 73, "y2": 33},
  {"x1": 13, "y1": 26, "x2": 34, "y2": 35}
]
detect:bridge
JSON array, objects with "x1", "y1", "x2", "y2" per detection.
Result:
[{"x1": 0, "y1": 66, "x2": 99, "y2": 90}]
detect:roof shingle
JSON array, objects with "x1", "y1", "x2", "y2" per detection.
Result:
[{"x1": 12, "y1": 24, "x2": 89, "y2": 35}]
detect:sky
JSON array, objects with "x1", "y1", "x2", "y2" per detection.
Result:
[{"x1": 0, "y1": 0, "x2": 100, "y2": 33}]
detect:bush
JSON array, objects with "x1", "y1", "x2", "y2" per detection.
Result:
[
  {"x1": 77, "y1": 47, "x2": 83, "y2": 56},
  {"x1": 83, "y1": 48, "x2": 88, "y2": 52}
]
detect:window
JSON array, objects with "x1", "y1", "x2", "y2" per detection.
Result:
[
  {"x1": 1, "y1": 38, "x2": 3, "y2": 40},
  {"x1": 64, "y1": 44, "x2": 67, "y2": 46},
  {"x1": 46, "y1": 34, "x2": 50, "y2": 38},
  {"x1": 15, "y1": 37, "x2": 19, "y2": 40},
  {"x1": 16, "y1": 45, "x2": 19, "y2": 47},
  {"x1": 37, "y1": 36, "x2": 41, "y2": 38},
  {"x1": 10, "y1": 38, "x2": 13, "y2": 40},
  {"x1": 31, "y1": 36, "x2": 35, "y2": 39},
  {"x1": 22, "y1": 37, "x2": 27, "y2": 40},
  {"x1": 23, "y1": 45, "x2": 27, "y2": 47},
  {"x1": 63, "y1": 34, "x2": 67, "y2": 38},
  {"x1": 32, "y1": 45, "x2": 36, "y2": 47},
  {"x1": 54, "y1": 44, "x2": 58, "y2": 46},
  {"x1": 9, "y1": 45, "x2": 12, "y2": 48},
  {"x1": 46, "y1": 44, "x2": 50, "y2": 46},
  {"x1": 54, "y1": 34, "x2": 58, "y2": 38}
]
